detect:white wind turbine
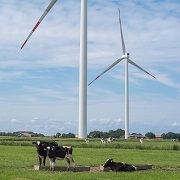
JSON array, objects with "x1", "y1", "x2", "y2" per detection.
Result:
[
  {"x1": 88, "y1": 8, "x2": 156, "y2": 139},
  {"x1": 21, "y1": 0, "x2": 88, "y2": 138}
]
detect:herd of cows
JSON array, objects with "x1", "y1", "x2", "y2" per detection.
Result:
[
  {"x1": 32, "y1": 141, "x2": 75, "y2": 171},
  {"x1": 32, "y1": 140, "x2": 137, "y2": 172}
]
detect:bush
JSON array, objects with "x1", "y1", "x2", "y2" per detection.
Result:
[{"x1": 172, "y1": 145, "x2": 179, "y2": 151}]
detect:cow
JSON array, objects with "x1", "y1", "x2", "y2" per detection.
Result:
[
  {"x1": 106, "y1": 137, "x2": 116, "y2": 143},
  {"x1": 46, "y1": 145, "x2": 75, "y2": 171},
  {"x1": 32, "y1": 140, "x2": 58, "y2": 166},
  {"x1": 140, "y1": 138, "x2": 144, "y2": 144},
  {"x1": 85, "y1": 138, "x2": 89, "y2": 144},
  {"x1": 103, "y1": 159, "x2": 137, "y2": 172},
  {"x1": 100, "y1": 138, "x2": 106, "y2": 144}
]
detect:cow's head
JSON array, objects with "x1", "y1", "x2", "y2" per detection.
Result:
[
  {"x1": 46, "y1": 146, "x2": 55, "y2": 158},
  {"x1": 32, "y1": 141, "x2": 47, "y2": 153},
  {"x1": 103, "y1": 158, "x2": 113, "y2": 168},
  {"x1": 32, "y1": 141, "x2": 58, "y2": 151}
]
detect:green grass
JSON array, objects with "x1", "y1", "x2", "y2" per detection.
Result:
[
  {"x1": 1, "y1": 170, "x2": 179, "y2": 180},
  {"x1": 0, "y1": 137, "x2": 180, "y2": 150},
  {"x1": 0, "y1": 144, "x2": 180, "y2": 180}
]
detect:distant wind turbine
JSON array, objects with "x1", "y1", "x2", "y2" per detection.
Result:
[
  {"x1": 88, "y1": 8, "x2": 156, "y2": 139},
  {"x1": 21, "y1": 0, "x2": 88, "y2": 138}
]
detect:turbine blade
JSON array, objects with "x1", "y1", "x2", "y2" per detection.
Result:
[
  {"x1": 88, "y1": 57, "x2": 124, "y2": 86},
  {"x1": 128, "y1": 59, "x2": 156, "y2": 79},
  {"x1": 21, "y1": 0, "x2": 58, "y2": 49},
  {"x1": 118, "y1": 8, "x2": 126, "y2": 55}
]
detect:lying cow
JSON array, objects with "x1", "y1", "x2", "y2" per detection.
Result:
[
  {"x1": 46, "y1": 145, "x2": 75, "y2": 171},
  {"x1": 32, "y1": 141, "x2": 58, "y2": 166},
  {"x1": 103, "y1": 159, "x2": 137, "y2": 172},
  {"x1": 106, "y1": 137, "x2": 116, "y2": 143}
]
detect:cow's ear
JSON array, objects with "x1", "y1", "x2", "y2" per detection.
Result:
[
  {"x1": 110, "y1": 159, "x2": 113, "y2": 162},
  {"x1": 32, "y1": 142, "x2": 36, "y2": 145}
]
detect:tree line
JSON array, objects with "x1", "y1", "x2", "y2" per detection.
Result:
[
  {"x1": 0, "y1": 131, "x2": 44, "y2": 137},
  {"x1": 0, "y1": 130, "x2": 179, "y2": 140},
  {"x1": 162, "y1": 132, "x2": 180, "y2": 140},
  {"x1": 87, "y1": 129, "x2": 125, "y2": 138}
]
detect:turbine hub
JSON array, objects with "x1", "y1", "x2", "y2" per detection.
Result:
[{"x1": 122, "y1": 53, "x2": 130, "y2": 59}]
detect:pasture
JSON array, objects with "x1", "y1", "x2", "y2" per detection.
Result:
[{"x1": 0, "y1": 138, "x2": 180, "y2": 179}]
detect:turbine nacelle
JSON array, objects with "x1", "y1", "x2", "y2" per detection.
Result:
[{"x1": 122, "y1": 53, "x2": 129, "y2": 59}]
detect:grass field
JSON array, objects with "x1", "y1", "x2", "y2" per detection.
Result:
[{"x1": 0, "y1": 138, "x2": 180, "y2": 179}]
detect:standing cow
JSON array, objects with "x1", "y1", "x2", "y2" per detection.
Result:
[
  {"x1": 100, "y1": 138, "x2": 106, "y2": 144},
  {"x1": 32, "y1": 141, "x2": 58, "y2": 166},
  {"x1": 85, "y1": 138, "x2": 89, "y2": 144},
  {"x1": 140, "y1": 138, "x2": 144, "y2": 144},
  {"x1": 46, "y1": 145, "x2": 75, "y2": 171},
  {"x1": 103, "y1": 159, "x2": 137, "y2": 172}
]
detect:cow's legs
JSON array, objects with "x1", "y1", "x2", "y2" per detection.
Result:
[
  {"x1": 39, "y1": 156, "x2": 42, "y2": 166},
  {"x1": 43, "y1": 157, "x2": 46, "y2": 166},
  {"x1": 38, "y1": 156, "x2": 46, "y2": 166},
  {"x1": 66, "y1": 155, "x2": 75, "y2": 171},
  {"x1": 66, "y1": 158, "x2": 70, "y2": 171},
  {"x1": 71, "y1": 157, "x2": 75, "y2": 168},
  {"x1": 49, "y1": 159, "x2": 55, "y2": 171},
  {"x1": 72, "y1": 158, "x2": 76, "y2": 172}
]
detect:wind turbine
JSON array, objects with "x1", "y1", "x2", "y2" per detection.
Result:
[
  {"x1": 88, "y1": 8, "x2": 156, "y2": 139},
  {"x1": 21, "y1": 0, "x2": 88, "y2": 138}
]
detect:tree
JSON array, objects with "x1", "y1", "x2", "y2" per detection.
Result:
[
  {"x1": 56, "y1": 132, "x2": 61, "y2": 138},
  {"x1": 61, "y1": 133, "x2": 75, "y2": 138},
  {"x1": 108, "y1": 129, "x2": 125, "y2": 138},
  {"x1": 145, "y1": 132, "x2": 156, "y2": 139},
  {"x1": 66, "y1": 133, "x2": 75, "y2": 138},
  {"x1": 102, "y1": 132, "x2": 109, "y2": 138},
  {"x1": 88, "y1": 131, "x2": 104, "y2": 138},
  {"x1": 162, "y1": 132, "x2": 180, "y2": 140}
]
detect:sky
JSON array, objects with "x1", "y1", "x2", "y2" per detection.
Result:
[{"x1": 0, "y1": 0, "x2": 179, "y2": 136}]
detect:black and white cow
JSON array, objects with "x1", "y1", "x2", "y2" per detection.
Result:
[
  {"x1": 32, "y1": 141, "x2": 58, "y2": 166},
  {"x1": 140, "y1": 138, "x2": 144, "y2": 144},
  {"x1": 106, "y1": 137, "x2": 116, "y2": 143},
  {"x1": 85, "y1": 138, "x2": 89, "y2": 144},
  {"x1": 100, "y1": 138, "x2": 106, "y2": 144},
  {"x1": 46, "y1": 145, "x2": 75, "y2": 171},
  {"x1": 103, "y1": 159, "x2": 137, "y2": 172}
]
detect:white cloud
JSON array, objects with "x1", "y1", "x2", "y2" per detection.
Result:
[
  {"x1": 10, "y1": 119, "x2": 21, "y2": 124},
  {"x1": 114, "y1": 118, "x2": 122, "y2": 123},
  {"x1": 171, "y1": 122, "x2": 178, "y2": 127},
  {"x1": 31, "y1": 117, "x2": 39, "y2": 123},
  {"x1": 156, "y1": 73, "x2": 180, "y2": 89}
]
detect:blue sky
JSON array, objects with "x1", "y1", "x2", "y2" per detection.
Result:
[{"x1": 0, "y1": 0, "x2": 179, "y2": 136}]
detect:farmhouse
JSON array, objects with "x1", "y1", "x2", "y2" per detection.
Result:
[
  {"x1": 155, "y1": 134, "x2": 162, "y2": 139},
  {"x1": 129, "y1": 133, "x2": 146, "y2": 139},
  {"x1": 17, "y1": 131, "x2": 32, "y2": 137}
]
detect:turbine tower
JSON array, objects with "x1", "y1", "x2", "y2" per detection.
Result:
[
  {"x1": 79, "y1": 0, "x2": 87, "y2": 138},
  {"x1": 88, "y1": 8, "x2": 156, "y2": 139},
  {"x1": 21, "y1": 0, "x2": 88, "y2": 138}
]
